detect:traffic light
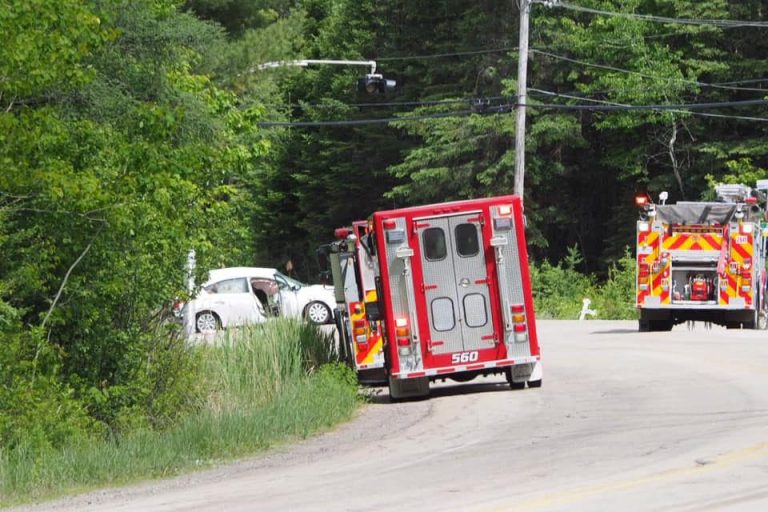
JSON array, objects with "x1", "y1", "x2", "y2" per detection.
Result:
[{"x1": 358, "y1": 73, "x2": 396, "y2": 94}]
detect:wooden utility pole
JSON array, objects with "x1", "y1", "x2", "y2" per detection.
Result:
[{"x1": 514, "y1": 0, "x2": 531, "y2": 200}]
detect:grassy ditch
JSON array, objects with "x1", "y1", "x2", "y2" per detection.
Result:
[{"x1": 0, "y1": 320, "x2": 360, "y2": 506}]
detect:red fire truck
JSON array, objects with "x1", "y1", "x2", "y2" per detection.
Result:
[
  {"x1": 320, "y1": 221, "x2": 387, "y2": 386},
  {"x1": 635, "y1": 182, "x2": 768, "y2": 331},
  {"x1": 324, "y1": 195, "x2": 541, "y2": 400}
]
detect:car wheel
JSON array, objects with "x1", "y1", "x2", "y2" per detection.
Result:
[
  {"x1": 305, "y1": 301, "x2": 331, "y2": 324},
  {"x1": 196, "y1": 311, "x2": 221, "y2": 333}
]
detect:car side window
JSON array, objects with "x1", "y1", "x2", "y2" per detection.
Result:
[{"x1": 206, "y1": 277, "x2": 249, "y2": 294}]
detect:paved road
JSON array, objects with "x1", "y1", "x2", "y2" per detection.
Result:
[{"x1": 16, "y1": 320, "x2": 768, "y2": 512}]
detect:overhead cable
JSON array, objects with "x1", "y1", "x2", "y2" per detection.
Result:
[
  {"x1": 539, "y1": 1, "x2": 768, "y2": 28},
  {"x1": 528, "y1": 88, "x2": 768, "y2": 122},
  {"x1": 258, "y1": 98, "x2": 768, "y2": 127},
  {"x1": 377, "y1": 47, "x2": 518, "y2": 61},
  {"x1": 531, "y1": 49, "x2": 768, "y2": 92},
  {"x1": 258, "y1": 110, "x2": 472, "y2": 127}
]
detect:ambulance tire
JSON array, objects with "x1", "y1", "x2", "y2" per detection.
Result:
[
  {"x1": 527, "y1": 379, "x2": 542, "y2": 388},
  {"x1": 388, "y1": 376, "x2": 429, "y2": 401},
  {"x1": 504, "y1": 368, "x2": 523, "y2": 389}
]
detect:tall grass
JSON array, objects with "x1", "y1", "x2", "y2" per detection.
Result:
[{"x1": 0, "y1": 320, "x2": 358, "y2": 506}]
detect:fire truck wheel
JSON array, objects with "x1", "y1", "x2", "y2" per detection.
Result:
[
  {"x1": 304, "y1": 301, "x2": 331, "y2": 324},
  {"x1": 527, "y1": 379, "x2": 542, "y2": 388},
  {"x1": 195, "y1": 311, "x2": 221, "y2": 333},
  {"x1": 758, "y1": 310, "x2": 768, "y2": 330}
]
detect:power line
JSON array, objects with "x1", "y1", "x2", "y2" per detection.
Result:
[
  {"x1": 258, "y1": 110, "x2": 473, "y2": 127},
  {"x1": 258, "y1": 98, "x2": 768, "y2": 127},
  {"x1": 531, "y1": 49, "x2": 768, "y2": 93},
  {"x1": 527, "y1": 98, "x2": 768, "y2": 111},
  {"x1": 376, "y1": 46, "x2": 518, "y2": 62},
  {"x1": 539, "y1": 1, "x2": 768, "y2": 29},
  {"x1": 528, "y1": 88, "x2": 768, "y2": 122}
]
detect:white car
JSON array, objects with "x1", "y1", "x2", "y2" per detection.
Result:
[{"x1": 182, "y1": 267, "x2": 336, "y2": 334}]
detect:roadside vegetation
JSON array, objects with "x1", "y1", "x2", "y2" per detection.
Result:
[
  {"x1": 3, "y1": 0, "x2": 764, "y2": 506},
  {"x1": 0, "y1": 320, "x2": 360, "y2": 506},
  {"x1": 531, "y1": 247, "x2": 637, "y2": 321}
]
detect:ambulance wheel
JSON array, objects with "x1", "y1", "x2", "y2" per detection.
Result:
[
  {"x1": 504, "y1": 368, "x2": 525, "y2": 390},
  {"x1": 388, "y1": 376, "x2": 429, "y2": 401},
  {"x1": 527, "y1": 379, "x2": 542, "y2": 388}
]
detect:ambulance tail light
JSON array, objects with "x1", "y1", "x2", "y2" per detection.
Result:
[
  {"x1": 395, "y1": 317, "x2": 412, "y2": 354},
  {"x1": 511, "y1": 304, "x2": 528, "y2": 343}
]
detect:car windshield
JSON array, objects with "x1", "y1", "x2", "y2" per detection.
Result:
[{"x1": 275, "y1": 271, "x2": 305, "y2": 289}]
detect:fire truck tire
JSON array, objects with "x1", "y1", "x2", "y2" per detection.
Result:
[
  {"x1": 304, "y1": 301, "x2": 331, "y2": 324},
  {"x1": 758, "y1": 310, "x2": 768, "y2": 330},
  {"x1": 638, "y1": 319, "x2": 650, "y2": 332},
  {"x1": 527, "y1": 379, "x2": 542, "y2": 388}
]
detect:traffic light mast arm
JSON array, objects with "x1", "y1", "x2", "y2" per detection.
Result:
[{"x1": 255, "y1": 59, "x2": 377, "y2": 74}]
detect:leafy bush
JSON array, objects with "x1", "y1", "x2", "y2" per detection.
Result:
[
  {"x1": 590, "y1": 249, "x2": 638, "y2": 320},
  {"x1": 530, "y1": 246, "x2": 595, "y2": 319},
  {"x1": 0, "y1": 303, "x2": 101, "y2": 453},
  {"x1": 530, "y1": 246, "x2": 637, "y2": 320}
]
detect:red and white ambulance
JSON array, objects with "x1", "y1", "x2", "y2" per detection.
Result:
[{"x1": 330, "y1": 195, "x2": 541, "y2": 400}]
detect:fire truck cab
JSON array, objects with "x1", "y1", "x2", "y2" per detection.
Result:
[
  {"x1": 325, "y1": 195, "x2": 541, "y2": 400},
  {"x1": 635, "y1": 182, "x2": 768, "y2": 331}
]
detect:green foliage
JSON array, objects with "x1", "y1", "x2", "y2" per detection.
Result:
[
  {"x1": 589, "y1": 249, "x2": 638, "y2": 320},
  {"x1": 0, "y1": 0, "x2": 105, "y2": 101},
  {"x1": 1, "y1": 0, "x2": 269, "y2": 454},
  {"x1": 200, "y1": 319, "x2": 338, "y2": 411},
  {"x1": 531, "y1": 246, "x2": 638, "y2": 320},
  {"x1": 530, "y1": 247, "x2": 595, "y2": 319},
  {"x1": 0, "y1": 320, "x2": 358, "y2": 506},
  {"x1": 0, "y1": 320, "x2": 101, "y2": 453}
]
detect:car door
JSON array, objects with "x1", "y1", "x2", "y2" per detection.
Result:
[
  {"x1": 273, "y1": 272, "x2": 302, "y2": 318},
  {"x1": 208, "y1": 277, "x2": 263, "y2": 326}
]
